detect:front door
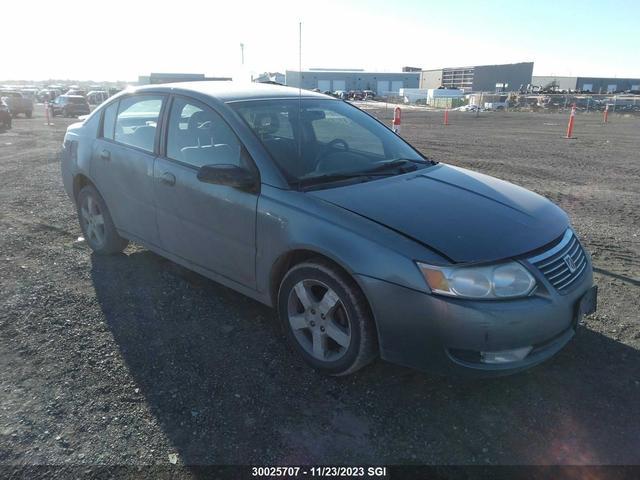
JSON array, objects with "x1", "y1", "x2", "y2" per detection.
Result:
[
  {"x1": 91, "y1": 94, "x2": 165, "y2": 246},
  {"x1": 154, "y1": 96, "x2": 258, "y2": 288}
]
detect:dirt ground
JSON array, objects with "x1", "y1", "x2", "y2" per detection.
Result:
[{"x1": 0, "y1": 104, "x2": 638, "y2": 470}]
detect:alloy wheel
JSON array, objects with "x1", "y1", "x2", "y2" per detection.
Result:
[
  {"x1": 287, "y1": 279, "x2": 352, "y2": 361},
  {"x1": 80, "y1": 194, "x2": 106, "y2": 248}
]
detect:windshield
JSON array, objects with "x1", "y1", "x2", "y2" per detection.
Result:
[{"x1": 231, "y1": 99, "x2": 428, "y2": 184}]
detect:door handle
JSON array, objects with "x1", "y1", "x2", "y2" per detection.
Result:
[
  {"x1": 159, "y1": 172, "x2": 176, "y2": 186},
  {"x1": 100, "y1": 149, "x2": 111, "y2": 161}
]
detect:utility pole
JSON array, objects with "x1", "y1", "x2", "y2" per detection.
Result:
[{"x1": 240, "y1": 43, "x2": 245, "y2": 65}]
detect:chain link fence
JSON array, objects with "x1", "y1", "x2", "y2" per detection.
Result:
[{"x1": 379, "y1": 91, "x2": 640, "y2": 115}]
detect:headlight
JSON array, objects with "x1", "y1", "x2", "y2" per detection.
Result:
[{"x1": 417, "y1": 261, "x2": 536, "y2": 299}]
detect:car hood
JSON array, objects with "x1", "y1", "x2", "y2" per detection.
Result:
[{"x1": 308, "y1": 164, "x2": 569, "y2": 263}]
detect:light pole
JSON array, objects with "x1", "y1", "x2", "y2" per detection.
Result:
[{"x1": 240, "y1": 43, "x2": 244, "y2": 65}]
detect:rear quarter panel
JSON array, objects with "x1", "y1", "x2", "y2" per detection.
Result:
[{"x1": 60, "y1": 115, "x2": 100, "y2": 199}]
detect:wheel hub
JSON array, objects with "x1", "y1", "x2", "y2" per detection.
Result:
[{"x1": 287, "y1": 279, "x2": 352, "y2": 361}]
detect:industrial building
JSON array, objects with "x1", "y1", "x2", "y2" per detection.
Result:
[
  {"x1": 532, "y1": 75, "x2": 640, "y2": 93},
  {"x1": 253, "y1": 72, "x2": 286, "y2": 84},
  {"x1": 137, "y1": 73, "x2": 232, "y2": 85},
  {"x1": 420, "y1": 62, "x2": 534, "y2": 92},
  {"x1": 285, "y1": 69, "x2": 420, "y2": 95}
]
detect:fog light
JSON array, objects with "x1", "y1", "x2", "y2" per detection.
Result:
[{"x1": 480, "y1": 346, "x2": 532, "y2": 364}]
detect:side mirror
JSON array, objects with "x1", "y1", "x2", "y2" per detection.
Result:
[{"x1": 197, "y1": 164, "x2": 257, "y2": 190}]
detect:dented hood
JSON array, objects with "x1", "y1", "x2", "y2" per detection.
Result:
[{"x1": 309, "y1": 164, "x2": 568, "y2": 263}]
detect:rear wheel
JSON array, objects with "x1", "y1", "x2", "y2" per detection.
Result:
[
  {"x1": 76, "y1": 185, "x2": 128, "y2": 255},
  {"x1": 25, "y1": 110, "x2": 32, "y2": 118},
  {"x1": 278, "y1": 258, "x2": 377, "y2": 376}
]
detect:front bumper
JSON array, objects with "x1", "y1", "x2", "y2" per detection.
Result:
[{"x1": 356, "y1": 259, "x2": 594, "y2": 377}]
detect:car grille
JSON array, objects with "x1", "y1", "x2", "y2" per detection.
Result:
[{"x1": 528, "y1": 230, "x2": 588, "y2": 294}]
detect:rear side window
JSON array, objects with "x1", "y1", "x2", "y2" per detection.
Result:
[
  {"x1": 101, "y1": 102, "x2": 118, "y2": 140},
  {"x1": 166, "y1": 97, "x2": 243, "y2": 168},
  {"x1": 114, "y1": 95, "x2": 164, "y2": 153}
]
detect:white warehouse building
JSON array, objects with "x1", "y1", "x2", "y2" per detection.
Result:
[{"x1": 285, "y1": 69, "x2": 420, "y2": 95}]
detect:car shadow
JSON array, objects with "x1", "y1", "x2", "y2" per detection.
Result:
[{"x1": 90, "y1": 250, "x2": 640, "y2": 467}]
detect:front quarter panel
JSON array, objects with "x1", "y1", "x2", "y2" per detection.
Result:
[{"x1": 256, "y1": 185, "x2": 448, "y2": 305}]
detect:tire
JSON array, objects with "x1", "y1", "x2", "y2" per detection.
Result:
[
  {"x1": 26, "y1": 111, "x2": 32, "y2": 118},
  {"x1": 76, "y1": 185, "x2": 128, "y2": 255},
  {"x1": 278, "y1": 258, "x2": 377, "y2": 376},
  {"x1": 62, "y1": 108, "x2": 68, "y2": 118}
]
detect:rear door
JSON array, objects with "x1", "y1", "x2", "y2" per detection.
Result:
[
  {"x1": 91, "y1": 94, "x2": 166, "y2": 246},
  {"x1": 153, "y1": 95, "x2": 258, "y2": 288}
]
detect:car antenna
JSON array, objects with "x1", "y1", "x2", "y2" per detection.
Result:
[{"x1": 297, "y1": 21, "x2": 302, "y2": 162}]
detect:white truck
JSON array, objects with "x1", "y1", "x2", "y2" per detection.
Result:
[{"x1": 0, "y1": 90, "x2": 34, "y2": 118}]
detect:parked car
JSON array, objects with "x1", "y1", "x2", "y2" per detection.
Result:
[
  {"x1": 0, "y1": 90, "x2": 33, "y2": 118},
  {"x1": 66, "y1": 89, "x2": 87, "y2": 97},
  {"x1": 348, "y1": 90, "x2": 365, "y2": 101},
  {"x1": 86, "y1": 90, "x2": 109, "y2": 105},
  {"x1": 51, "y1": 95, "x2": 91, "y2": 117},
  {"x1": 455, "y1": 104, "x2": 481, "y2": 112},
  {"x1": 60, "y1": 82, "x2": 596, "y2": 377},
  {"x1": 0, "y1": 99, "x2": 11, "y2": 129},
  {"x1": 39, "y1": 89, "x2": 61, "y2": 102},
  {"x1": 363, "y1": 90, "x2": 376, "y2": 100}
]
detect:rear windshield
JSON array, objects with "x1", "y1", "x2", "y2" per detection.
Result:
[{"x1": 68, "y1": 97, "x2": 86, "y2": 104}]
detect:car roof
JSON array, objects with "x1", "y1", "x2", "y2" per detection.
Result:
[
  {"x1": 132, "y1": 81, "x2": 332, "y2": 102},
  {"x1": 62, "y1": 95, "x2": 85, "y2": 99}
]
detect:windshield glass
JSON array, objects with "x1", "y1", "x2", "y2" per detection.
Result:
[{"x1": 231, "y1": 99, "x2": 428, "y2": 183}]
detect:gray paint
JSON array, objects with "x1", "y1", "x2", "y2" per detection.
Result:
[
  {"x1": 60, "y1": 81, "x2": 593, "y2": 375},
  {"x1": 472, "y1": 62, "x2": 533, "y2": 92},
  {"x1": 532, "y1": 75, "x2": 640, "y2": 92},
  {"x1": 309, "y1": 164, "x2": 568, "y2": 264},
  {"x1": 420, "y1": 62, "x2": 534, "y2": 92}
]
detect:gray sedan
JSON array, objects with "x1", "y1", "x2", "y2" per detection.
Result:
[{"x1": 60, "y1": 82, "x2": 597, "y2": 376}]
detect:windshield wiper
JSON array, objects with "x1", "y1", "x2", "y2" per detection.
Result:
[
  {"x1": 360, "y1": 158, "x2": 422, "y2": 174},
  {"x1": 295, "y1": 172, "x2": 382, "y2": 189},
  {"x1": 295, "y1": 159, "x2": 425, "y2": 190}
]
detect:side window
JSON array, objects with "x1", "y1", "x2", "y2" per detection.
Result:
[
  {"x1": 311, "y1": 109, "x2": 384, "y2": 156},
  {"x1": 101, "y1": 101, "x2": 118, "y2": 140},
  {"x1": 166, "y1": 97, "x2": 243, "y2": 168},
  {"x1": 114, "y1": 95, "x2": 163, "y2": 153}
]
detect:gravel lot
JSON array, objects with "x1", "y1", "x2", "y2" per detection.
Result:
[{"x1": 1, "y1": 104, "x2": 638, "y2": 470}]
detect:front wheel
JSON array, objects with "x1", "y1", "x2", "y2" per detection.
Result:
[
  {"x1": 278, "y1": 259, "x2": 377, "y2": 376},
  {"x1": 76, "y1": 185, "x2": 128, "y2": 255}
]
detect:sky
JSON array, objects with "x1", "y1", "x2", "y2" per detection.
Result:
[{"x1": 4, "y1": 0, "x2": 639, "y2": 82}]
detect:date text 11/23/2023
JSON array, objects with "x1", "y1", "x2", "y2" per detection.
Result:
[{"x1": 251, "y1": 466, "x2": 388, "y2": 477}]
